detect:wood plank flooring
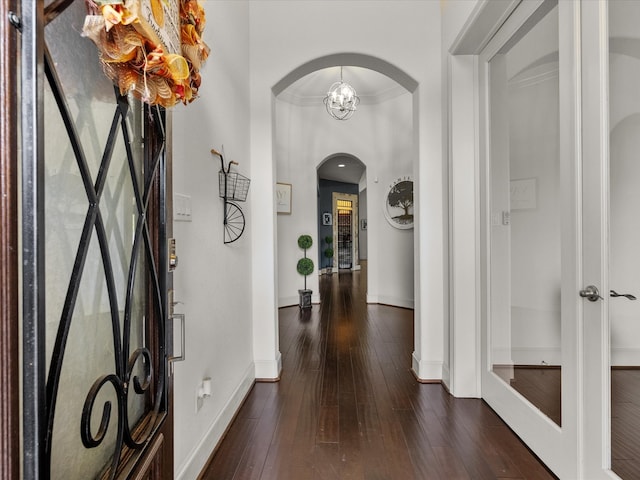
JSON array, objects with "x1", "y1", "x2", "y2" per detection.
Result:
[
  {"x1": 200, "y1": 268, "x2": 556, "y2": 479},
  {"x1": 493, "y1": 363, "x2": 640, "y2": 479},
  {"x1": 609, "y1": 369, "x2": 640, "y2": 479}
]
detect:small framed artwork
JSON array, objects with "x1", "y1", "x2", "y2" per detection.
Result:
[
  {"x1": 510, "y1": 178, "x2": 537, "y2": 210},
  {"x1": 276, "y1": 182, "x2": 292, "y2": 214},
  {"x1": 322, "y1": 212, "x2": 333, "y2": 226}
]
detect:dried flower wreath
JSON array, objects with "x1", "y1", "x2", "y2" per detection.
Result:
[{"x1": 83, "y1": 0, "x2": 210, "y2": 107}]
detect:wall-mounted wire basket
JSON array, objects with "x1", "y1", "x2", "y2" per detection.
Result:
[{"x1": 218, "y1": 171, "x2": 250, "y2": 202}]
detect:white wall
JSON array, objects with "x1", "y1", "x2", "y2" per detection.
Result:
[
  {"x1": 275, "y1": 93, "x2": 414, "y2": 309},
  {"x1": 359, "y1": 188, "x2": 368, "y2": 260},
  {"x1": 250, "y1": 0, "x2": 445, "y2": 382},
  {"x1": 171, "y1": 2, "x2": 253, "y2": 478}
]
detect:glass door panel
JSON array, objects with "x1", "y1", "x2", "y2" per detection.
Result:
[
  {"x1": 337, "y1": 200, "x2": 353, "y2": 269},
  {"x1": 481, "y1": 1, "x2": 579, "y2": 477},
  {"x1": 609, "y1": 2, "x2": 640, "y2": 477},
  {"x1": 489, "y1": 3, "x2": 561, "y2": 426},
  {"x1": 40, "y1": 1, "x2": 168, "y2": 478}
]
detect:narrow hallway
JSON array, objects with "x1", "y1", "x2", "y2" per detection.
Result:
[{"x1": 200, "y1": 266, "x2": 556, "y2": 479}]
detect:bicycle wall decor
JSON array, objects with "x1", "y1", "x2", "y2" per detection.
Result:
[{"x1": 211, "y1": 147, "x2": 250, "y2": 244}]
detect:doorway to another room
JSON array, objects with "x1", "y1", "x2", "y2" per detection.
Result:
[
  {"x1": 335, "y1": 195, "x2": 358, "y2": 271},
  {"x1": 317, "y1": 154, "x2": 366, "y2": 278}
]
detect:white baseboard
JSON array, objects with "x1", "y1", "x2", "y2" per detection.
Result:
[
  {"x1": 441, "y1": 362, "x2": 451, "y2": 389},
  {"x1": 175, "y1": 364, "x2": 255, "y2": 480},
  {"x1": 366, "y1": 294, "x2": 414, "y2": 309},
  {"x1": 510, "y1": 347, "x2": 559, "y2": 365},
  {"x1": 506, "y1": 346, "x2": 640, "y2": 367},
  {"x1": 278, "y1": 296, "x2": 321, "y2": 307},
  {"x1": 377, "y1": 295, "x2": 414, "y2": 309},
  {"x1": 611, "y1": 348, "x2": 640, "y2": 366},
  {"x1": 254, "y1": 351, "x2": 282, "y2": 380},
  {"x1": 278, "y1": 295, "x2": 298, "y2": 308},
  {"x1": 411, "y1": 353, "x2": 442, "y2": 381}
]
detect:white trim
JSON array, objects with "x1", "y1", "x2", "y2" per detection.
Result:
[
  {"x1": 376, "y1": 295, "x2": 414, "y2": 310},
  {"x1": 175, "y1": 364, "x2": 255, "y2": 480},
  {"x1": 510, "y1": 347, "x2": 561, "y2": 365},
  {"x1": 612, "y1": 348, "x2": 640, "y2": 367},
  {"x1": 449, "y1": 0, "x2": 522, "y2": 55},
  {"x1": 441, "y1": 362, "x2": 451, "y2": 392},
  {"x1": 278, "y1": 296, "x2": 299, "y2": 308},
  {"x1": 278, "y1": 295, "x2": 321, "y2": 308},
  {"x1": 411, "y1": 353, "x2": 443, "y2": 381},
  {"x1": 448, "y1": 53, "x2": 482, "y2": 400},
  {"x1": 254, "y1": 351, "x2": 282, "y2": 380}
]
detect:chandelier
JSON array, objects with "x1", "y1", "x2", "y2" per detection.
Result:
[{"x1": 323, "y1": 67, "x2": 360, "y2": 120}]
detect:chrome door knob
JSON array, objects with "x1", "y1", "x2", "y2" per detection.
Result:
[{"x1": 579, "y1": 285, "x2": 603, "y2": 302}]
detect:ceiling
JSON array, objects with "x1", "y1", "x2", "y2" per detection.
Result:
[
  {"x1": 317, "y1": 155, "x2": 365, "y2": 185},
  {"x1": 280, "y1": 66, "x2": 405, "y2": 185},
  {"x1": 278, "y1": 66, "x2": 405, "y2": 106}
]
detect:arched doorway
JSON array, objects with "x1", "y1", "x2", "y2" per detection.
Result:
[{"x1": 264, "y1": 54, "x2": 425, "y2": 381}]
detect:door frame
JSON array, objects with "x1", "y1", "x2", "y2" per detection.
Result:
[
  {"x1": 332, "y1": 191, "x2": 360, "y2": 271},
  {"x1": 0, "y1": 0, "x2": 20, "y2": 478},
  {"x1": 580, "y1": 1, "x2": 616, "y2": 477}
]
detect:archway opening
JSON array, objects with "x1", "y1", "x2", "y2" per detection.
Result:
[
  {"x1": 274, "y1": 58, "x2": 416, "y2": 313},
  {"x1": 317, "y1": 154, "x2": 366, "y2": 280}
]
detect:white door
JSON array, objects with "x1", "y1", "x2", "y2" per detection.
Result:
[
  {"x1": 481, "y1": 0, "x2": 640, "y2": 478},
  {"x1": 480, "y1": 1, "x2": 580, "y2": 477}
]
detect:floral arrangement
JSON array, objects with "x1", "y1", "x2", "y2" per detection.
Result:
[{"x1": 83, "y1": 0, "x2": 210, "y2": 107}]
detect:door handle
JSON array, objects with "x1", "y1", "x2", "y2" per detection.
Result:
[
  {"x1": 168, "y1": 313, "x2": 185, "y2": 363},
  {"x1": 610, "y1": 290, "x2": 637, "y2": 300},
  {"x1": 579, "y1": 285, "x2": 603, "y2": 302}
]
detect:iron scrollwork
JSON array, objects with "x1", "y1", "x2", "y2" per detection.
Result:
[
  {"x1": 80, "y1": 347, "x2": 154, "y2": 450},
  {"x1": 42, "y1": 4, "x2": 168, "y2": 475}
]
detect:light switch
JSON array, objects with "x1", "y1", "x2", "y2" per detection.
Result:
[{"x1": 174, "y1": 193, "x2": 192, "y2": 222}]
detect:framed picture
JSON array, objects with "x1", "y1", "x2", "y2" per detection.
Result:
[
  {"x1": 383, "y1": 176, "x2": 414, "y2": 229},
  {"x1": 276, "y1": 182, "x2": 292, "y2": 214},
  {"x1": 322, "y1": 212, "x2": 332, "y2": 226},
  {"x1": 510, "y1": 178, "x2": 537, "y2": 210}
]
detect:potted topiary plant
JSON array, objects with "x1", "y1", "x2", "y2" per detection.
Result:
[
  {"x1": 297, "y1": 234, "x2": 314, "y2": 309},
  {"x1": 324, "y1": 235, "x2": 334, "y2": 274}
]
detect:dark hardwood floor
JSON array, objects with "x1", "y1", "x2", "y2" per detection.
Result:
[
  {"x1": 492, "y1": 366, "x2": 562, "y2": 427},
  {"x1": 609, "y1": 368, "x2": 640, "y2": 479},
  {"x1": 200, "y1": 266, "x2": 556, "y2": 479}
]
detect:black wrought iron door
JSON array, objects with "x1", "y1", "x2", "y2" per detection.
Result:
[
  {"x1": 22, "y1": 2, "x2": 173, "y2": 479},
  {"x1": 338, "y1": 209, "x2": 353, "y2": 269}
]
